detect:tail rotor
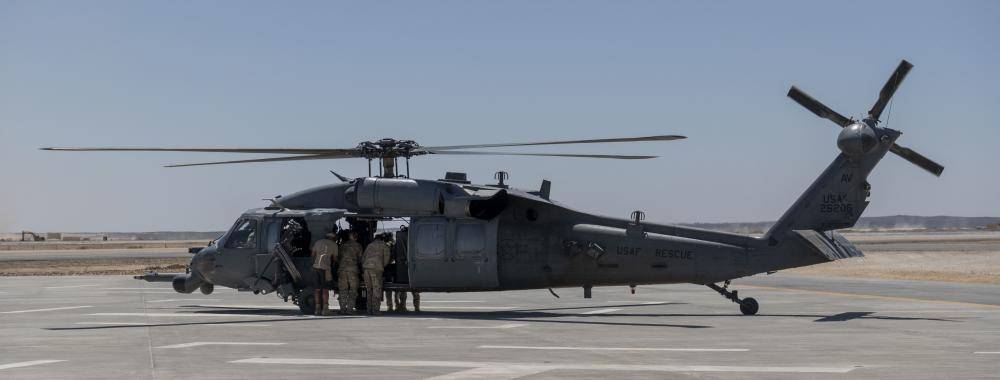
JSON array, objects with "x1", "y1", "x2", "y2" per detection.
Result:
[{"x1": 786, "y1": 59, "x2": 943, "y2": 177}]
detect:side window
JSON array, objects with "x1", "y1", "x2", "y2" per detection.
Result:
[
  {"x1": 415, "y1": 223, "x2": 446, "y2": 259},
  {"x1": 225, "y1": 219, "x2": 258, "y2": 249},
  {"x1": 455, "y1": 223, "x2": 485, "y2": 257},
  {"x1": 264, "y1": 219, "x2": 282, "y2": 251}
]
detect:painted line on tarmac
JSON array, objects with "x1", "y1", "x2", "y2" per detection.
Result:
[
  {"x1": 103, "y1": 287, "x2": 175, "y2": 290},
  {"x1": 146, "y1": 298, "x2": 222, "y2": 303},
  {"x1": 193, "y1": 304, "x2": 300, "y2": 310},
  {"x1": 428, "y1": 323, "x2": 527, "y2": 329},
  {"x1": 157, "y1": 342, "x2": 286, "y2": 349},
  {"x1": 423, "y1": 306, "x2": 518, "y2": 310},
  {"x1": 104, "y1": 291, "x2": 177, "y2": 294},
  {"x1": 0, "y1": 360, "x2": 65, "y2": 370},
  {"x1": 974, "y1": 351, "x2": 1000, "y2": 354},
  {"x1": 479, "y1": 345, "x2": 749, "y2": 352},
  {"x1": 742, "y1": 284, "x2": 1000, "y2": 309},
  {"x1": 230, "y1": 357, "x2": 859, "y2": 374},
  {"x1": 425, "y1": 366, "x2": 550, "y2": 379},
  {"x1": 580, "y1": 308, "x2": 622, "y2": 315},
  {"x1": 75, "y1": 322, "x2": 273, "y2": 327},
  {"x1": 1, "y1": 306, "x2": 94, "y2": 314},
  {"x1": 88, "y1": 312, "x2": 290, "y2": 318},
  {"x1": 44, "y1": 284, "x2": 98, "y2": 289},
  {"x1": 420, "y1": 301, "x2": 485, "y2": 303}
]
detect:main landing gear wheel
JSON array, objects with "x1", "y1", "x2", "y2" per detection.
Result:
[
  {"x1": 707, "y1": 280, "x2": 759, "y2": 316},
  {"x1": 739, "y1": 297, "x2": 759, "y2": 316},
  {"x1": 295, "y1": 288, "x2": 316, "y2": 315}
]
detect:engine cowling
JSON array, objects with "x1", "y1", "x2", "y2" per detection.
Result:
[{"x1": 345, "y1": 178, "x2": 444, "y2": 215}]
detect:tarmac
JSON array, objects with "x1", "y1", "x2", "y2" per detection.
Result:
[{"x1": 1, "y1": 274, "x2": 999, "y2": 379}]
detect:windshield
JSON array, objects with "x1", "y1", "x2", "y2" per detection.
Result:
[{"x1": 224, "y1": 219, "x2": 258, "y2": 249}]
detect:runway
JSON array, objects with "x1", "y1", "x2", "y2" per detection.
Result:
[{"x1": 1, "y1": 274, "x2": 998, "y2": 379}]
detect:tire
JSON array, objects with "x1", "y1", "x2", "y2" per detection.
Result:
[
  {"x1": 740, "y1": 297, "x2": 759, "y2": 316},
  {"x1": 297, "y1": 288, "x2": 316, "y2": 315},
  {"x1": 199, "y1": 283, "x2": 214, "y2": 295}
]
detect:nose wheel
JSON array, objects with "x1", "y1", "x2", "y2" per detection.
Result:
[{"x1": 707, "y1": 280, "x2": 758, "y2": 316}]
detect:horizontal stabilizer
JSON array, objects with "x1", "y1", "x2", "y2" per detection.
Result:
[{"x1": 792, "y1": 230, "x2": 864, "y2": 261}]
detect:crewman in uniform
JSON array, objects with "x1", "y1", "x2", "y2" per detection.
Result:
[
  {"x1": 310, "y1": 230, "x2": 337, "y2": 316},
  {"x1": 382, "y1": 233, "x2": 396, "y2": 312},
  {"x1": 337, "y1": 231, "x2": 363, "y2": 315},
  {"x1": 361, "y1": 234, "x2": 392, "y2": 315}
]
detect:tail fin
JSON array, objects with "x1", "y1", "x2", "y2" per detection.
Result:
[
  {"x1": 765, "y1": 60, "x2": 943, "y2": 244},
  {"x1": 763, "y1": 129, "x2": 897, "y2": 244}
]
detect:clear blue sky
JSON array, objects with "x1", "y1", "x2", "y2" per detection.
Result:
[{"x1": 1, "y1": 1, "x2": 997, "y2": 232}]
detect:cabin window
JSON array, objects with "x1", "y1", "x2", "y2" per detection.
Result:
[
  {"x1": 415, "y1": 223, "x2": 446, "y2": 259},
  {"x1": 225, "y1": 219, "x2": 258, "y2": 249},
  {"x1": 455, "y1": 223, "x2": 486, "y2": 256}
]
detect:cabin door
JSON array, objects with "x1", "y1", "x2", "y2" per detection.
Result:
[{"x1": 408, "y1": 217, "x2": 499, "y2": 289}]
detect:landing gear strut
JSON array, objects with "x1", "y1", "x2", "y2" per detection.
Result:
[{"x1": 707, "y1": 280, "x2": 758, "y2": 316}]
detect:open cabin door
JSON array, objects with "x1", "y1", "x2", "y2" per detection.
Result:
[{"x1": 408, "y1": 217, "x2": 499, "y2": 289}]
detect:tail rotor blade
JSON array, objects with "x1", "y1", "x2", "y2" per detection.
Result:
[
  {"x1": 787, "y1": 86, "x2": 853, "y2": 127},
  {"x1": 889, "y1": 143, "x2": 944, "y2": 177},
  {"x1": 868, "y1": 60, "x2": 914, "y2": 121}
]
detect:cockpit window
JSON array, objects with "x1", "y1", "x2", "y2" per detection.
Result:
[{"x1": 225, "y1": 219, "x2": 258, "y2": 249}]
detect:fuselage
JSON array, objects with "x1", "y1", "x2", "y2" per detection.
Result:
[{"x1": 187, "y1": 176, "x2": 831, "y2": 296}]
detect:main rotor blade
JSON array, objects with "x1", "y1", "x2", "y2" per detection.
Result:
[
  {"x1": 164, "y1": 154, "x2": 355, "y2": 168},
  {"x1": 869, "y1": 60, "x2": 914, "y2": 121},
  {"x1": 425, "y1": 150, "x2": 657, "y2": 159},
  {"x1": 889, "y1": 143, "x2": 944, "y2": 177},
  {"x1": 41, "y1": 147, "x2": 360, "y2": 155},
  {"x1": 787, "y1": 86, "x2": 853, "y2": 127},
  {"x1": 421, "y1": 135, "x2": 685, "y2": 151}
]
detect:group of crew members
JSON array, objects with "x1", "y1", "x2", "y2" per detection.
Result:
[{"x1": 308, "y1": 228, "x2": 419, "y2": 316}]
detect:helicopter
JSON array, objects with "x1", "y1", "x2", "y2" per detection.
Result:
[{"x1": 43, "y1": 59, "x2": 942, "y2": 316}]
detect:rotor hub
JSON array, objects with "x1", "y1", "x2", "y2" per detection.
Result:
[{"x1": 356, "y1": 138, "x2": 424, "y2": 160}]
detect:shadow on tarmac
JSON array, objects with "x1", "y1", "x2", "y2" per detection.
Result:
[{"x1": 45, "y1": 301, "x2": 957, "y2": 331}]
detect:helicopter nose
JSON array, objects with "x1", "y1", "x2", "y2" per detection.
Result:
[{"x1": 172, "y1": 248, "x2": 216, "y2": 294}]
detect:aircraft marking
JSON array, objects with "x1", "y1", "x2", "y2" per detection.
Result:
[
  {"x1": 0, "y1": 360, "x2": 66, "y2": 370},
  {"x1": 157, "y1": 342, "x2": 286, "y2": 349},
  {"x1": 230, "y1": 357, "x2": 859, "y2": 374},
  {"x1": 1, "y1": 306, "x2": 94, "y2": 314},
  {"x1": 479, "y1": 346, "x2": 749, "y2": 352},
  {"x1": 580, "y1": 308, "x2": 621, "y2": 315}
]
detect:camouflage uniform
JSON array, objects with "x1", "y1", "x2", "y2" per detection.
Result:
[
  {"x1": 311, "y1": 237, "x2": 337, "y2": 315},
  {"x1": 362, "y1": 240, "x2": 391, "y2": 315},
  {"x1": 337, "y1": 239, "x2": 362, "y2": 314},
  {"x1": 395, "y1": 290, "x2": 421, "y2": 312}
]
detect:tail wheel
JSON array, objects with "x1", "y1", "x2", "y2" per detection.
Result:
[{"x1": 740, "y1": 297, "x2": 759, "y2": 316}]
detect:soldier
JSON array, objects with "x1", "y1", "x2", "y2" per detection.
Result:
[
  {"x1": 395, "y1": 290, "x2": 421, "y2": 312},
  {"x1": 337, "y1": 230, "x2": 362, "y2": 315},
  {"x1": 310, "y1": 230, "x2": 337, "y2": 316},
  {"x1": 361, "y1": 234, "x2": 391, "y2": 315},
  {"x1": 382, "y1": 233, "x2": 396, "y2": 312}
]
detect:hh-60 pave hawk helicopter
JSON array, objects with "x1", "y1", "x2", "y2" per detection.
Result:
[{"x1": 45, "y1": 60, "x2": 942, "y2": 316}]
